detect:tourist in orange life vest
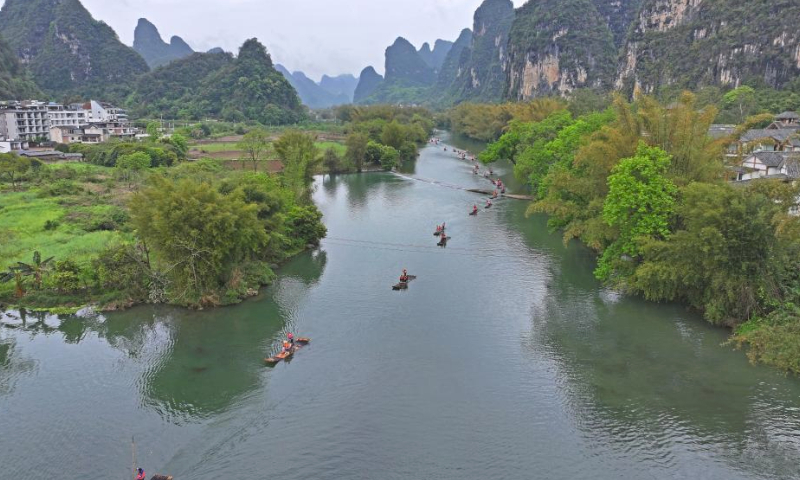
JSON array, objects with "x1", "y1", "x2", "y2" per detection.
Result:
[
  {"x1": 400, "y1": 269, "x2": 409, "y2": 282},
  {"x1": 136, "y1": 468, "x2": 146, "y2": 480}
]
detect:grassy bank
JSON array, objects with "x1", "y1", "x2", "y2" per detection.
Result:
[{"x1": 0, "y1": 132, "x2": 328, "y2": 312}]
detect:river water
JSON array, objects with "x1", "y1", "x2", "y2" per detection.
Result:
[{"x1": 2, "y1": 134, "x2": 800, "y2": 479}]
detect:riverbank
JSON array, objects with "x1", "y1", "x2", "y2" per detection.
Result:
[{"x1": 0, "y1": 142, "x2": 327, "y2": 313}]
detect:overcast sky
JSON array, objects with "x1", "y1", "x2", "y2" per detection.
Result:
[{"x1": 73, "y1": 0, "x2": 526, "y2": 80}]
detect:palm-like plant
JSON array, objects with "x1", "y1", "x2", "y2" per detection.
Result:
[{"x1": 1, "y1": 251, "x2": 54, "y2": 293}]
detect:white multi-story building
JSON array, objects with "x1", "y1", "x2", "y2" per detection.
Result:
[
  {"x1": 0, "y1": 101, "x2": 50, "y2": 142},
  {"x1": 46, "y1": 103, "x2": 89, "y2": 129}
]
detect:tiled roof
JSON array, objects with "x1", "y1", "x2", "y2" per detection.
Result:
[
  {"x1": 741, "y1": 128, "x2": 797, "y2": 142},
  {"x1": 776, "y1": 111, "x2": 800, "y2": 120}
]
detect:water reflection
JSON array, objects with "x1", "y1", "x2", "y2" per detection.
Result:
[
  {"x1": 528, "y1": 258, "x2": 800, "y2": 477},
  {"x1": 0, "y1": 249, "x2": 328, "y2": 423},
  {"x1": 0, "y1": 335, "x2": 35, "y2": 396}
]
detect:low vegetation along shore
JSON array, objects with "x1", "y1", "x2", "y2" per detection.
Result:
[{"x1": 0, "y1": 107, "x2": 433, "y2": 313}]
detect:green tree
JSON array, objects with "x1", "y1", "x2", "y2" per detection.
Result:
[
  {"x1": 273, "y1": 130, "x2": 320, "y2": 201},
  {"x1": 345, "y1": 132, "x2": 368, "y2": 172},
  {"x1": 633, "y1": 181, "x2": 794, "y2": 325},
  {"x1": 237, "y1": 128, "x2": 271, "y2": 172},
  {"x1": 365, "y1": 141, "x2": 384, "y2": 165},
  {"x1": 164, "y1": 133, "x2": 189, "y2": 160},
  {"x1": 723, "y1": 86, "x2": 757, "y2": 124},
  {"x1": 322, "y1": 147, "x2": 342, "y2": 175},
  {"x1": 146, "y1": 121, "x2": 161, "y2": 141},
  {"x1": 129, "y1": 177, "x2": 267, "y2": 298},
  {"x1": 116, "y1": 152, "x2": 151, "y2": 187},
  {"x1": 0, "y1": 152, "x2": 31, "y2": 191},
  {"x1": 596, "y1": 143, "x2": 677, "y2": 282},
  {"x1": 379, "y1": 145, "x2": 400, "y2": 170},
  {"x1": 380, "y1": 121, "x2": 406, "y2": 149}
]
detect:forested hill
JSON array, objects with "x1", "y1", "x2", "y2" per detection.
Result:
[
  {"x1": 0, "y1": 0, "x2": 149, "y2": 98},
  {"x1": 352, "y1": 0, "x2": 800, "y2": 106},
  {"x1": 616, "y1": 0, "x2": 800, "y2": 95},
  {"x1": 0, "y1": 31, "x2": 41, "y2": 100},
  {"x1": 133, "y1": 18, "x2": 194, "y2": 69},
  {"x1": 504, "y1": 0, "x2": 616, "y2": 100},
  {"x1": 131, "y1": 39, "x2": 304, "y2": 124},
  {"x1": 506, "y1": 0, "x2": 800, "y2": 100}
]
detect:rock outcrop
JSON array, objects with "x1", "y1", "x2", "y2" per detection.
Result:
[
  {"x1": 448, "y1": 0, "x2": 515, "y2": 103},
  {"x1": 505, "y1": 0, "x2": 616, "y2": 100},
  {"x1": 616, "y1": 0, "x2": 800, "y2": 95},
  {"x1": 353, "y1": 66, "x2": 384, "y2": 103},
  {"x1": 133, "y1": 18, "x2": 194, "y2": 69}
]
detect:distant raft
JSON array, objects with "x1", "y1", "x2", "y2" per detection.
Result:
[
  {"x1": 392, "y1": 275, "x2": 417, "y2": 290},
  {"x1": 265, "y1": 338, "x2": 311, "y2": 365}
]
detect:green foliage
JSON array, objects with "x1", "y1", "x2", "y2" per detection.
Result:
[
  {"x1": 69, "y1": 142, "x2": 180, "y2": 167},
  {"x1": 0, "y1": 153, "x2": 31, "y2": 191},
  {"x1": 92, "y1": 243, "x2": 149, "y2": 302},
  {"x1": 596, "y1": 143, "x2": 677, "y2": 281},
  {"x1": 345, "y1": 132, "x2": 369, "y2": 172},
  {"x1": 49, "y1": 260, "x2": 81, "y2": 294},
  {"x1": 379, "y1": 145, "x2": 400, "y2": 171},
  {"x1": 130, "y1": 40, "x2": 304, "y2": 124},
  {"x1": 732, "y1": 308, "x2": 800, "y2": 374},
  {"x1": 0, "y1": 0, "x2": 149, "y2": 99},
  {"x1": 381, "y1": 121, "x2": 406, "y2": 149},
  {"x1": 450, "y1": 99, "x2": 567, "y2": 142},
  {"x1": 274, "y1": 130, "x2": 321, "y2": 201},
  {"x1": 285, "y1": 205, "x2": 327, "y2": 248},
  {"x1": 632, "y1": 182, "x2": 794, "y2": 325},
  {"x1": 322, "y1": 148, "x2": 345, "y2": 174},
  {"x1": 0, "y1": 31, "x2": 41, "y2": 99},
  {"x1": 722, "y1": 86, "x2": 757, "y2": 124},
  {"x1": 115, "y1": 152, "x2": 151, "y2": 185},
  {"x1": 237, "y1": 128, "x2": 271, "y2": 172},
  {"x1": 129, "y1": 176, "x2": 267, "y2": 298}
]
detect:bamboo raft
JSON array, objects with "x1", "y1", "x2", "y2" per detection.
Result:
[
  {"x1": 265, "y1": 338, "x2": 311, "y2": 364},
  {"x1": 466, "y1": 188, "x2": 532, "y2": 201},
  {"x1": 393, "y1": 275, "x2": 417, "y2": 290}
]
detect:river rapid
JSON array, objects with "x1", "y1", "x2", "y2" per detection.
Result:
[{"x1": 1, "y1": 133, "x2": 799, "y2": 479}]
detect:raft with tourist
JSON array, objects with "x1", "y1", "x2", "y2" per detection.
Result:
[
  {"x1": 265, "y1": 334, "x2": 311, "y2": 364},
  {"x1": 393, "y1": 270, "x2": 417, "y2": 290}
]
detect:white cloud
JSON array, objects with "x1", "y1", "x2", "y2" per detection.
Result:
[{"x1": 75, "y1": 0, "x2": 527, "y2": 80}]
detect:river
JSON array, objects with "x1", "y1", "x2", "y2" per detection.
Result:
[{"x1": 1, "y1": 134, "x2": 800, "y2": 479}]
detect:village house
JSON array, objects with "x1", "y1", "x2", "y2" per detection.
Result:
[{"x1": 733, "y1": 111, "x2": 800, "y2": 182}]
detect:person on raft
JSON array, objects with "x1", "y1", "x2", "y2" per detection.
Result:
[
  {"x1": 486, "y1": 199, "x2": 492, "y2": 207},
  {"x1": 136, "y1": 468, "x2": 146, "y2": 480},
  {"x1": 472, "y1": 205, "x2": 478, "y2": 214},
  {"x1": 493, "y1": 190, "x2": 498, "y2": 198},
  {"x1": 442, "y1": 222, "x2": 446, "y2": 230},
  {"x1": 287, "y1": 332, "x2": 295, "y2": 347},
  {"x1": 400, "y1": 269, "x2": 409, "y2": 283}
]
